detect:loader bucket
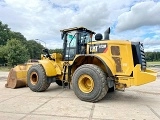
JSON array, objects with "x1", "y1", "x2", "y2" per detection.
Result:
[{"x1": 5, "y1": 63, "x2": 34, "y2": 89}]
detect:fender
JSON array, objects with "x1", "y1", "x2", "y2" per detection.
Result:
[
  {"x1": 95, "y1": 54, "x2": 116, "y2": 76},
  {"x1": 38, "y1": 59, "x2": 62, "y2": 77},
  {"x1": 72, "y1": 54, "x2": 116, "y2": 76}
]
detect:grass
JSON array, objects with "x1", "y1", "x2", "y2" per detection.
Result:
[
  {"x1": 147, "y1": 61, "x2": 160, "y2": 67},
  {"x1": 0, "y1": 66, "x2": 11, "y2": 72}
]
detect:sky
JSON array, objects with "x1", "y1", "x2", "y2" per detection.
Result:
[{"x1": 0, "y1": 0, "x2": 160, "y2": 51}]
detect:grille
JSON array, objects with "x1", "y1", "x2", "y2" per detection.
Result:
[{"x1": 139, "y1": 43, "x2": 146, "y2": 71}]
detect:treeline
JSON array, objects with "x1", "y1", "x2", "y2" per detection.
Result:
[
  {"x1": 0, "y1": 21, "x2": 58, "y2": 66},
  {"x1": 145, "y1": 52, "x2": 160, "y2": 62}
]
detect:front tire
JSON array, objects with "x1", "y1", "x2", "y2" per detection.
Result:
[
  {"x1": 27, "y1": 64, "x2": 51, "y2": 92},
  {"x1": 72, "y1": 64, "x2": 108, "y2": 102}
]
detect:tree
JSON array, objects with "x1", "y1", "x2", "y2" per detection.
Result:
[
  {"x1": 145, "y1": 52, "x2": 160, "y2": 62},
  {"x1": 49, "y1": 48, "x2": 63, "y2": 54},
  {"x1": 0, "y1": 21, "x2": 28, "y2": 65},
  {"x1": 10, "y1": 31, "x2": 27, "y2": 44},
  {"x1": 0, "y1": 45, "x2": 7, "y2": 65},
  {"x1": 0, "y1": 21, "x2": 10, "y2": 45},
  {"x1": 5, "y1": 39, "x2": 29, "y2": 66},
  {"x1": 26, "y1": 40, "x2": 44, "y2": 59},
  {"x1": 0, "y1": 21, "x2": 27, "y2": 46}
]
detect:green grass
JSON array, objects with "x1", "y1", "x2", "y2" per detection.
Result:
[
  {"x1": 147, "y1": 61, "x2": 160, "y2": 64},
  {"x1": 0, "y1": 66, "x2": 11, "y2": 72},
  {"x1": 147, "y1": 61, "x2": 160, "y2": 67}
]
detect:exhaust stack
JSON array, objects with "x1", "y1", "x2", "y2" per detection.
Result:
[{"x1": 104, "y1": 27, "x2": 110, "y2": 40}]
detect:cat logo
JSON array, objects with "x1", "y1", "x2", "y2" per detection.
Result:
[
  {"x1": 90, "y1": 46, "x2": 98, "y2": 52},
  {"x1": 89, "y1": 44, "x2": 107, "y2": 53}
]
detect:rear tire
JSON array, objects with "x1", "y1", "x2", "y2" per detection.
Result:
[
  {"x1": 72, "y1": 64, "x2": 108, "y2": 102},
  {"x1": 27, "y1": 64, "x2": 50, "y2": 92}
]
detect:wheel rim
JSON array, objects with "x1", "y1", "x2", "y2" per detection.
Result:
[
  {"x1": 30, "y1": 72, "x2": 38, "y2": 85},
  {"x1": 78, "y1": 74, "x2": 94, "y2": 93}
]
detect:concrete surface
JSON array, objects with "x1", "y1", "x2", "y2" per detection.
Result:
[
  {"x1": 0, "y1": 72, "x2": 8, "y2": 80},
  {"x1": 0, "y1": 68, "x2": 160, "y2": 120}
]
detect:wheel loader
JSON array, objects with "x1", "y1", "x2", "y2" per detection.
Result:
[{"x1": 5, "y1": 27, "x2": 157, "y2": 102}]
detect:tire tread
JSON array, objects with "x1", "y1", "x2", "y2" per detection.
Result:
[
  {"x1": 72, "y1": 64, "x2": 108, "y2": 102},
  {"x1": 27, "y1": 64, "x2": 50, "y2": 92}
]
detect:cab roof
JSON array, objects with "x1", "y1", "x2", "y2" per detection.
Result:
[{"x1": 60, "y1": 27, "x2": 95, "y2": 34}]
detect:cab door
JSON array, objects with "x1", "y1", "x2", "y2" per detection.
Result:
[{"x1": 63, "y1": 31, "x2": 77, "y2": 61}]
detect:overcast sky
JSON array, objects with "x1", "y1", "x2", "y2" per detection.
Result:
[{"x1": 0, "y1": 0, "x2": 160, "y2": 51}]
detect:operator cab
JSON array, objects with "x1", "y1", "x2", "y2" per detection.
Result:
[{"x1": 60, "y1": 27, "x2": 95, "y2": 61}]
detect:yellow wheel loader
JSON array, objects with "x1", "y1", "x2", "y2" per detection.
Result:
[{"x1": 5, "y1": 27, "x2": 157, "y2": 102}]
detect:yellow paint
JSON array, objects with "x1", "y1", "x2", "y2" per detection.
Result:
[
  {"x1": 116, "y1": 64, "x2": 157, "y2": 88},
  {"x1": 78, "y1": 74, "x2": 94, "y2": 93},
  {"x1": 86, "y1": 40, "x2": 135, "y2": 76},
  {"x1": 12, "y1": 63, "x2": 35, "y2": 84},
  {"x1": 38, "y1": 59, "x2": 62, "y2": 77},
  {"x1": 85, "y1": 40, "x2": 157, "y2": 88},
  {"x1": 93, "y1": 53, "x2": 116, "y2": 75},
  {"x1": 8, "y1": 39, "x2": 157, "y2": 89},
  {"x1": 38, "y1": 53, "x2": 63, "y2": 77},
  {"x1": 107, "y1": 41, "x2": 134, "y2": 76},
  {"x1": 133, "y1": 64, "x2": 157, "y2": 86}
]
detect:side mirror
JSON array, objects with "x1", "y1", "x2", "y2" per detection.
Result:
[
  {"x1": 43, "y1": 48, "x2": 49, "y2": 53},
  {"x1": 42, "y1": 48, "x2": 51, "y2": 59},
  {"x1": 42, "y1": 48, "x2": 55, "y2": 61}
]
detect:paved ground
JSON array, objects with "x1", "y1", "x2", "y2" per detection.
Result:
[{"x1": 0, "y1": 68, "x2": 160, "y2": 120}]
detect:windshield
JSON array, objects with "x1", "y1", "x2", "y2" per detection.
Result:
[{"x1": 67, "y1": 31, "x2": 77, "y2": 47}]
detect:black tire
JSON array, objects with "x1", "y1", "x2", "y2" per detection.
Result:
[
  {"x1": 56, "y1": 80, "x2": 68, "y2": 86},
  {"x1": 27, "y1": 64, "x2": 51, "y2": 92},
  {"x1": 72, "y1": 64, "x2": 108, "y2": 102}
]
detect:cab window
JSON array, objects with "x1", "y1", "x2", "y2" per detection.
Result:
[
  {"x1": 79, "y1": 32, "x2": 92, "y2": 44},
  {"x1": 67, "y1": 32, "x2": 76, "y2": 47}
]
